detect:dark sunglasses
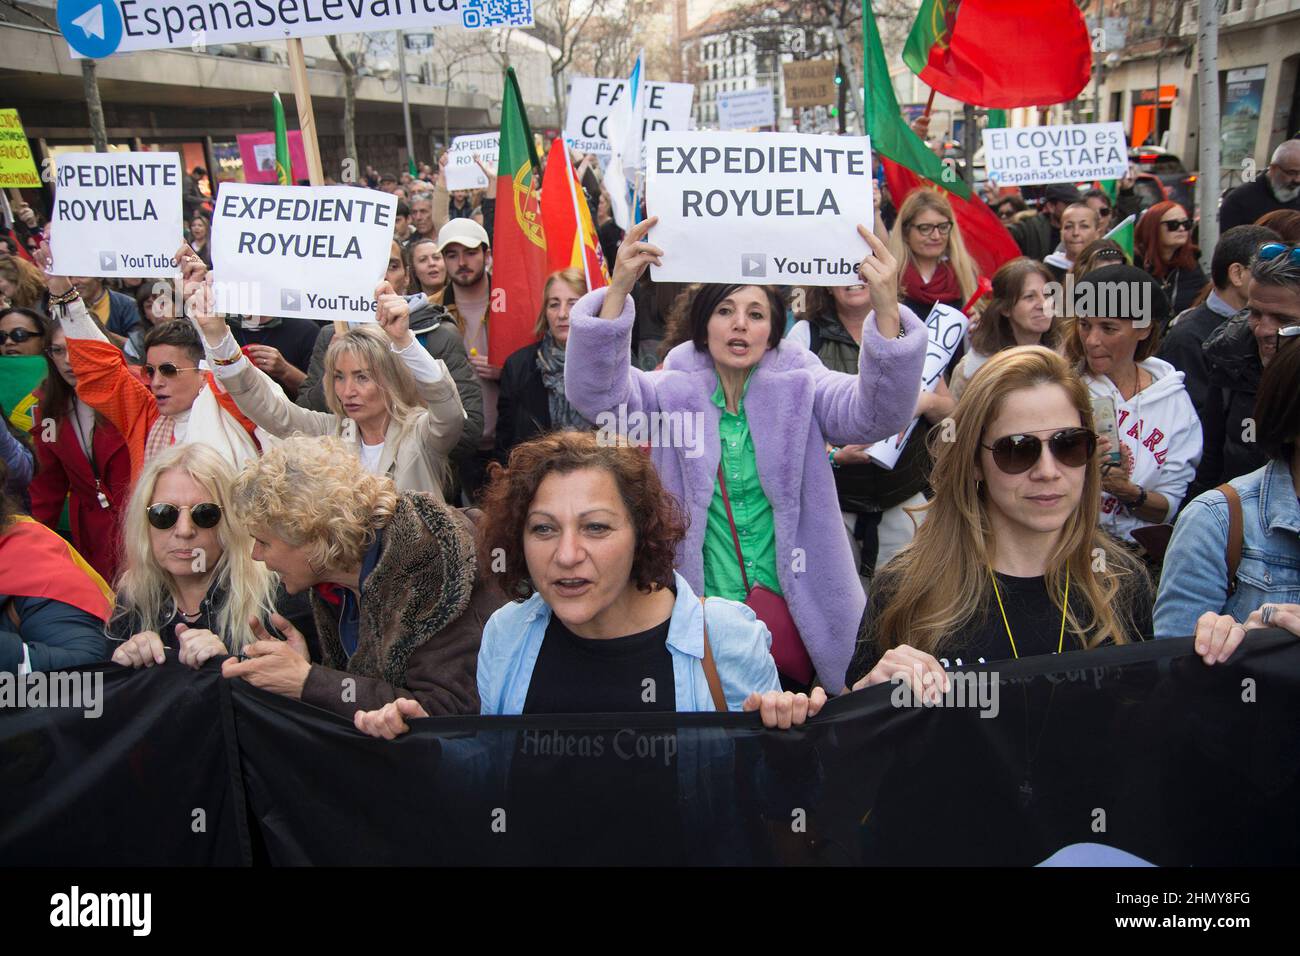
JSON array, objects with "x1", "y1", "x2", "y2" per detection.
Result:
[
  {"x1": 147, "y1": 502, "x2": 222, "y2": 530},
  {"x1": 144, "y1": 362, "x2": 203, "y2": 379},
  {"x1": 1161, "y1": 218, "x2": 1194, "y2": 232},
  {"x1": 0, "y1": 327, "x2": 42, "y2": 345},
  {"x1": 1258, "y1": 242, "x2": 1300, "y2": 266},
  {"x1": 981, "y1": 428, "x2": 1097, "y2": 475}
]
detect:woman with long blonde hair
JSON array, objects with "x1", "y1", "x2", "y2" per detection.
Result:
[
  {"x1": 191, "y1": 282, "x2": 466, "y2": 499},
  {"x1": 109, "y1": 442, "x2": 278, "y2": 668},
  {"x1": 847, "y1": 346, "x2": 1153, "y2": 694},
  {"x1": 888, "y1": 188, "x2": 982, "y2": 318}
]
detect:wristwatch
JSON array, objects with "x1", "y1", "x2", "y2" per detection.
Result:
[{"x1": 1124, "y1": 486, "x2": 1148, "y2": 513}]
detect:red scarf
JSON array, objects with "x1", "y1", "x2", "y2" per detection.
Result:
[
  {"x1": 902, "y1": 260, "x2": 962, "y2": 307},
  {"x1": 0, "y1": 517, "x2": 113, "y2": 622}
]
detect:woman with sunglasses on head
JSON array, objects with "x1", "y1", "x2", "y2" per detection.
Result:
[
  {"x1": 1066, "y1": 265, "x2": 1201, "y2": 554},
  {"x1": 889, "y1": 189, "x2": 983, "y2": 321},
  {"x1": 846, "y1": 347, "x2": 1154, "y2": 695},
  {"x1": 109, "y1": 442, "x2": 281, "y2": 671},
  {"x1": 1135, "y1": 200, "x2": 1207, "y2": 317},
  {"x1": 1069, "y1": 238, "x2": 1129, "y2": 280},
  {"x1": 28, "y1": 319, "x2": 131, "y2": 583}
]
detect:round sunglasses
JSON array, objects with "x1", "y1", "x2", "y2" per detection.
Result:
[
  {"x1": 0, "y1": 327, "x2": 42, "y2": 345},
  {"x1": 981, "y1": 428, "x2": 1097, "y2": 475},
  {"x1": 147, "y1": 502, "x2": 222, "y2": 530}
]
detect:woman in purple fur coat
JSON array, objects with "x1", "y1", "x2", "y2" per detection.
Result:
[{"x1": 563, "y1": 216, "x2": 926, "y2": 693}]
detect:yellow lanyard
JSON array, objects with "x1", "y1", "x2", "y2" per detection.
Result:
[{"x1": 988, "y1": 566, "x2": 1070, "y2": 660}]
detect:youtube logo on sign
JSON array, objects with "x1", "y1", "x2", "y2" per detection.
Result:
[
  {"x1": 280, "y1": 289, "x2": 302, "y2": 311},
  {"x1": 98, "y1": 251, "x2": 117, "y2": 271},
  {"x1": 740, "y1": 253, "x2": 767, "y2": 278}
]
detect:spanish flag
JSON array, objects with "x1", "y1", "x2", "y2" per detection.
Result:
[
  {"x1": 540, "y1": 138, "x2": 608, "y2": 291},
  {"x1": 0, "y1": 516, "x2": 113, "y2": 622}
]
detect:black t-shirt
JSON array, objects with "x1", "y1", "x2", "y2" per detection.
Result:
[
  {"x1": 523, "y1": 612, "x2": 675, "y2": 714},
  {"x1": 847, "y1": 568, "x2": 1154, "y2": 684}
]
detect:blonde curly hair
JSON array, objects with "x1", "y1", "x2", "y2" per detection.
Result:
[{"x1": 233, "y1": 434, "x2": 399, "y2": 575}]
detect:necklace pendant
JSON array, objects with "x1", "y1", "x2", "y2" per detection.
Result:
[
  {"x1": 1018, "y1": 779, "x2": 1034, "y2": 808},
  {"x1": 96, "y1": 490, "x2": 110, "y2": 509}
]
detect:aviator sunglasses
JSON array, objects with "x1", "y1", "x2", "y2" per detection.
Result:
[
  {"x1": 147, "y1": 502, "x2": 223, "y2": 530},
  {"x1": 981, "y1": 428, "x2": 1097, "y2": 475},
  {"x1": 144, "y1": 362, "x2": 203, "y2": 379}
]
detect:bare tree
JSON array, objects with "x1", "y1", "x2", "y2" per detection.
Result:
[
  {"x1": 430, "y1": 29, "x2": 497, "y2": 146},
  {"x1": 326, "y1": 35, "x2": 358, "y2": 176},
  {"x1": 537, "y1": 0, "x2": 603, "y2": 118},
  {"x1": 573, "y1": 0, "x2": 670, "y2": 80},
  {"x1": 0, "y1": 0, "x2": 109, "y2": 152}
]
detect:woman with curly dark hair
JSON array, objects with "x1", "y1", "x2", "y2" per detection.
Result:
[{"x1": 353, "y1": 430, "x2": 825, "y2": 736}]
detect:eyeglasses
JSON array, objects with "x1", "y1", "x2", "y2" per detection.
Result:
[
  {"x1": 147, "y1": 502, "x2": 222, "y2": 530},
  {"x1": 0, "y1": 328, "x2": 42, "y2": 345},
  {"x1": 143, "y1": 363, "x2": 203, "y2": 379},
  {"x1": 910, "y1": 221, "x2": 953, "y2": 237},
  {"x1": 1258, "y1": 242, "x2": 1300, "y2": 266},
  {"x1": 980, "y1": 428, "x2": 1097, "y2": 475},
  {"x1": 1161, "y1": 219, "x2": 1194, "y2": 232},
  {"x1": 45, "y1": 345, "x2": 67, "y2": 359}
]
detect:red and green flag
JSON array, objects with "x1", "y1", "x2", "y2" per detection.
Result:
[
  {"x1": 1, "y1": 354, "x2": 47, "y2": 434},
  {"x1": 902, "y1": 0, "x2": 1092, "y2": 109},
  {"x1": 272, "y1": 92, "x2": 291, "y2": 186},
  {"x1": 488, "y1": 67, "x2": 548, "y2": 364},
  {"x1": 1105, "y1": 214, "x2": 1136, "y2": 261},
  {"x1": 862, "y1": 0, "x2": 1019, "y2": 280}
]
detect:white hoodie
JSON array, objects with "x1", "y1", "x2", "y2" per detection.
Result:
[{"x1": 1084, "y1": 356, "x2": 1203, "y2": 544}]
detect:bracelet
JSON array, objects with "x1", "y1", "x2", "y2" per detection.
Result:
[
  {"x1": 1124, "y1": 486, "x2": 1147, "y2": 513},
  {"x1": 829, "y1": 446, "x2": 841, "y2": 469},
  {"x1": 210, "y1": 354, "x2": 245, "y2": 367},
  {"x1": 48, "y1": 288, "x2": 80, "y2": 306}
]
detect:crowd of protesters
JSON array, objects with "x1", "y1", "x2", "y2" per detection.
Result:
[{"x1": 2, "y1": 121, "x2": 1300, "y2": 742}]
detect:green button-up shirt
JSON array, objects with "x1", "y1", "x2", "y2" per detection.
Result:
[{"x1": 703, "y1": 372, "x2": 783, "y2": 602}]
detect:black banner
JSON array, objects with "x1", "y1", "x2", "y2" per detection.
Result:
[{"x1": 3, "y1": 633, "x2": 1299, "y2": 865}]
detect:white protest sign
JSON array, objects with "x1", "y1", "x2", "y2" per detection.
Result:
[
  {"x1": 564, "y1": 77, "x2": 694, "y2": 157},
  {"x1": 982, "y1": 122, "x2": 1128, "y2": 187},
  {"x1": 867, "y1": 303, "x2": 968, "y2": 470},
  {"x1": 58, "y1": 0, "x2": 534, "y2": 58},
  {"x1": 211, "y1": 183, "x2": 397, "y2": 321},
  {"x1": 50, "y1": 151, "x2": 182, "y2": 278},
  {"x1": 717, "y1": 87, "x2": 775, "y2": 130},
  {"x1": 445, "y1": 132, "x2": 500, "y2": 191},
  {"x1": 646, "y1": 130, "x2": 872, "y2": 286}
]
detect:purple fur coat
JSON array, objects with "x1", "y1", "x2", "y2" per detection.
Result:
[{"x1": 564, "y1": 288, "x2": 926, "y2": 691}]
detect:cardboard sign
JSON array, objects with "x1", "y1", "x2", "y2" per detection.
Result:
[
  {"x1": 0, "y1": 110, "x2": 41, "y2": 188},
  {"x1": 56, "y1": 0, "x2": 533, "y2": 58},
  {"x1": 717, "y1": 88, "x2": 775, "y2": 130},
  {"x1": 868, "y1": 303, "x2": 968, "y2": 470},
  {"x1": 563, "y1": 77, "x2": 694, "y2": 157},
  {"x1": 211, "y1": 183, "x2": 397, "y2": 321},
  {"x1": 445, "y1": 132, "x2": 500, "y2": 192},
  {"x1": 646, "y1": 130, "x2": 872, "y2": 286},
  {"x1": 782, "y1": 59, "x2": 838, "y2": 109},
  {"x1": 982, "y1": 122, "x2": 1128, "y2": 187},
  {"x1": 49, "y1": 152, "x2": 182, "y2": 278}
]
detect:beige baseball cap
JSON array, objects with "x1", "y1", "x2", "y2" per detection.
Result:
[{"x1": 437, "y1": 217, "x2": 491, "y2": 253}]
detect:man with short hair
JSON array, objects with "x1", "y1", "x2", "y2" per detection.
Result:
[
  {"x1": 1219, "y1": 140, "x2": 1300, "y2": 232},
  {"x1": 1189, "y1": 238, "x2": 1300, "y2": 502},
  {"x1": 378, "y1": 173, "x2": 399, "y2": 193},
  {"x1": 1007, "y1": 183, "x2": 1078, "y2": 261},
  {"x1": 394, "y1": 200, "x2": 413, "y2": 244},
  {"x1": 71, "y1": 275, "x2": 142, "y2": 355},
  {"x1": 1045, "y1": 202, "x2": 1100, "y2": 279},
  {"x1": 1159, "y1": 225, "x2": 1279, "y2": 416},
  {"x1": 439, "y1": 218, "x2": 497, "y2": 501},
  {"x1": 409, "y1": 194, "x2": 437, "y2": 242}
]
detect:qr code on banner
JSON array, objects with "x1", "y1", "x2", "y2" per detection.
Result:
[{"x1": 462, "y1": 0, "x2": 535, "y2": 28}]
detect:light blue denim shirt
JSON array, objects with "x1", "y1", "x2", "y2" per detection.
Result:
[
  {"x1": 477, "y1": 571, "x2": 780, "y2": 714},
  {"x1": 1155, "y1": 459, "x2": 1300, "y2": 636}
]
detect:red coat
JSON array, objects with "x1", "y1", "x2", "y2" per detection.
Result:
[{"x1": 28, "y1": 408, "x2": 131, "y2": 585}]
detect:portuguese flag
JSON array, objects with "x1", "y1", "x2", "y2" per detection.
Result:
[
  {"x1": 1, "y1": 354, "x2": 47, "y2": 434},
  {"x1": 1105, "y1": 214, "x2": 1136, "y2": 261},
  {"x1": 0, "y1": 516, "x2": 114, "y2": 622},
  {"x1": 902, "y1": 0, "x2": 1092, "y2": 109},
  {"x1": 862, "y1": 0, "x2": 1018, "y2": 279},
  {"x1": 540, "y1": 137, "x2": 608, "y2": 291},
  {"x1": 488, "y1": 67, "x2": 548, "y2": 364},
  {"x1": 272, "y1": 92, "x2": 291, "y2": 186}
]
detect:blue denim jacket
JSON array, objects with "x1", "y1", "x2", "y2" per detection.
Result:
[
  {"x1": 477, "y1": 572, "x2": 781, "y2": 714},
  {"x1": 1155, "y1": 459, "x2": 1300, "y2": 636}
]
